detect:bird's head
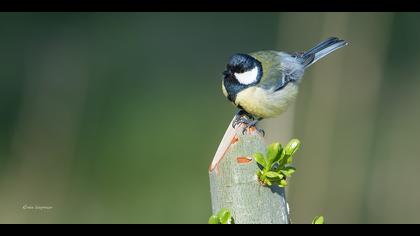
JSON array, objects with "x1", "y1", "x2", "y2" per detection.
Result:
[
  {"x1": 222, "y1": 53, "x2": 263, "y2": 103},
  {"x1": 223, "y1": 53, "x2": 263, "y2": 86}
]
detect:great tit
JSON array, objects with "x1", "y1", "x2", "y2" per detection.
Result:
[{"x1": 222, "y1": 37, "x2": 348, "y2": 135}]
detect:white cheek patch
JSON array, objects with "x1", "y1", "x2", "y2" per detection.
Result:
[{"x1": 234, "y1": 66, "x2": 259, "y2": 85}]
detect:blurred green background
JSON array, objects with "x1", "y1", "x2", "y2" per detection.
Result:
[{"x1": 0, "y1": 12, "x2": 419, "y2": 223}]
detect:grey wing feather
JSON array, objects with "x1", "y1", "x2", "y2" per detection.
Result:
[
  {"x1": 250, "y1": 51, "x2": 305, "y2": 92},
  {"x1": 273, "y1": 52, "x2": 305, "y2": 91},
  {"x1": 251, "y1": 37, "x2": 347, "y2": 92}
]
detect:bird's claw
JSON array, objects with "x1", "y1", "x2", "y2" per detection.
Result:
[
  {"x1": 254, "y1": 126, "x2": 266, "y2": 136},
  {"x1": 240, "y1": 121, "x2": 265, "y2": 137},
  {"x1": 232, "y1": 115, "x2": 265, "y2": 136},
  {"x1": 232, "y1": 117, "x2": 251, "y2": 129}
]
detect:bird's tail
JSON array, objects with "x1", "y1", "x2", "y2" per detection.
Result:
[{"x1": 301, "y1": 37, "x2": 348, "y2": 68}]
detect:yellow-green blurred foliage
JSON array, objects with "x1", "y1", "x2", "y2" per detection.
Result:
[{"x1": 0, "y1": 12, "x2": 419, "y2": 223}]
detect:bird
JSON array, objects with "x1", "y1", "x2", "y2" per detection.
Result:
[{"x1": 221, "y1": 37, "x2": 348, "y2": 135}]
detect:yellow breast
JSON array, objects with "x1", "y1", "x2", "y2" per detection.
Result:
[{"x1": 234, "y1": 83, "x2": 298, "y2": 118}]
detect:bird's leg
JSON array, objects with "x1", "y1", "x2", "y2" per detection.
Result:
[
  {"x1": 232, "y1": 110, "x2": 265, "y2": 136},
  {"x1": 241, "y1": 118, "x2": 265, "y2": 136},
  {"x1": 232, "y1": 110, "x2": 253, "y2": 128}
]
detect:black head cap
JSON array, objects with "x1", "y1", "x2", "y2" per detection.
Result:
[{"x1": 224, "y1": 53, "x2": 261, "y2": 75}]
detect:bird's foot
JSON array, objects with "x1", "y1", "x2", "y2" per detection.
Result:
[
  {"x1": 232, "y1": 114, "x2": 265, "y2": 136},
  {"x1": 241, "y1": 120, "x2": 265, "y2": 136},
  {"x1": 232, "y1": 116, "x2": 252, "y2": 128},
  {"x1": 232, "y1": 110, "x2": 253, "y2": 128}
]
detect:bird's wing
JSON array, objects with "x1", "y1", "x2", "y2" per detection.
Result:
[{"x1": 249, "y1": 50, "x2": 304, "y2": 91}]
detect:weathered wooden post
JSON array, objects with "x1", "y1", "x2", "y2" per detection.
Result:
[{"x1": 209, "y1": 117, "x2": 290, "y2": 224}]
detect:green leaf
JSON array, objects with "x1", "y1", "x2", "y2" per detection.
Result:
[
  {"x1": 285, "y1": 139, "x2": 301, "y2": 157},
  {"x1": 264, "y1": 179, "x2": 272, "y2": 186},
  {"x1": 265, "y1": 171, "x2": 283, "y2": 179},
  {"x1": 279, "y1": 179, "x2": 288, "y2": 187},
  {"x1": 267, "y1": 143, "x2": 282, "y2": 165},
  {"x1": 286, "y1": 156, "x2": 294, "y2": 164},
  {"x1": 276, "y1": 148, "x2": 286, "y2": 166},
  {"x1": 253, "y1": 152, "x2": 266, "y2": 168},
  {"x1": 208, "y1": 215, "x2": 219, "y2": 224},
  {"x1": 218, "y1": 208, "x2": 232, "y2": 224},
  {"x1": 281, "y1": 166, "x2": 296, "y2": 177},
  {"x1": 312, "y1": 216, "x2": 324, "y2": 224}
]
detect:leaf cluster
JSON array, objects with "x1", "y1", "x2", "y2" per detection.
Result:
[
  {"x1": 208, "y1": 208, "x2": 234, "y2": 224},
  {"x1": 253, "y1": 139, "x2": 301, "y2": 187}
]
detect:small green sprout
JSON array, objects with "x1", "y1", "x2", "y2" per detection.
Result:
[
  {"x1": 253, "y1": 139, "x2": 301, "y2": 188},
  {"x1": 208, "y1": 208, "x2": 234, "y2": 224},
  {"x1": 312, "y1": 216, "x2": 325, "y2": 224}
]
